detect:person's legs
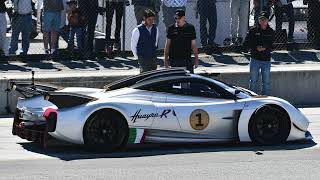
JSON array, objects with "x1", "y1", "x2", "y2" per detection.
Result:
[
  {"x1": 114, "y1": 2, "x2": 124, "y2": 48},
  {"x1": 21, "y1": 15, "x2": 32, "y2": 55},
  {"x1": 207, "y1": 3, "x2": 217, "y2": 46},
  {"x1": 261, "y1": 60, "x2": 271, "y2": 95},
  {"x1": 169, "y1": 59, "x2": 193, "y2": 73},
  {"x1": 231, "y1": 0, "x2": 240, "y2": 39},
  {"x1": 138, "y1": 56, "x2": 157, "y2": 73},
  {"x1": 84, "y1": 11, "x2": 98, "y2": 55},
  {"x1": 134, "y1": 5, "x2": 145, "y2": 25},
  {"x1": 286, "y1": 3, "x2": 295, "y2": 41},
  {"x1": 43, "y1": 12, "x2": 54, "y2": 53},
  {"x1": 105, "y1": 2, "x2": 115, "y2": 46},
  {"x1": 75, "y1": 28, "x2": 83, "y2": 50},
  {"x1": 50, "y1": 12, "x2": 61, "y2": 53},
  {"x1": 9, "y1": 15, "x2": 22, "y2": 55},
  {"x1": 238, "y1": 0, "x2": 250, "y2": 41},
  {"x1": 249, "y1": 58, "x2": 261, "y2": 94},
  {"x1": 274, "y1": 5, "x2": 283, "y2": 32},
  {"x1": 199, "y1": 15, "x2": 208, "y2": 46},
  {"x1": 68, "y1": 28, "x2": 76, "y2": 50},
  {"x1": 0, "y1": 13, "x2": 7, "y2": 55}
]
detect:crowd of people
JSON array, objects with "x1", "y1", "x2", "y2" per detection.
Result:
[
  {"x1": 0, "y1": 0, "x2": 320, "y2": 58},
  {"x1": 1, "y1": 0, "x2": 320, "y2": 96}
]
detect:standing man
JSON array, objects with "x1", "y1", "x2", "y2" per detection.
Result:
[
  {"x1": 43, "y1": 0, "x2": 64, "y2": 55},
  {"x1": 303, "y1": 0, "x2": 320, "y2": 49},
  {"x1": 196, "y1": 0, "x2": 218, "y2": 51},
  {"x1": 164, "y1": 9, "x2": 199, "y2": 73},
  {"x1": 131, "y1": 9, "x2": 159, "y2": 73},
  {"x1": 274, "y1": 0, "x2": 295, "y2": 42},
  {"x1": 244, "y1": 11, "x2": 275, "y2": 95},
  {"x1": 132, "y1": 0, "x2": 160, "y2": 25},
  {"x1": 78, "y1": 0, "x2": 99, "y2": 58},
  {"x1": 9, "y1": 0, "x2": 34, "y2": 55},
  {"x1": 230, "y1": 0, "x2": 250, "y2": 45},
  {"x1": 0, "y1": 0, "x2": 7, "y2": 57},
  {"x1": 161, "y1": 0, "x2": 187, "y2": 29}
]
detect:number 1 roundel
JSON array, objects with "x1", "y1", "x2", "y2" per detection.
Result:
[{"x1": 190, "y1": 109, "x2": 209, "y2": 130}]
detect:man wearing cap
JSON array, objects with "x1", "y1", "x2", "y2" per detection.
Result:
[
  {"x1": 243, "y1": 11, "x2": 275, "y2": 95},
  {"x1": 161, "y1": 0, "x2": 187, "y2": 29},
  {"x1": 164, "y1": 9, "x2": 199, "y2": 73},
  {"x1": 131, "y1": 9, "x2": 159, "y2": 73}
]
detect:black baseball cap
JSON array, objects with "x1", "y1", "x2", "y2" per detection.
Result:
[
  {"x1": 67, "y1": 0, "x2": 77, "y2": 5},
  {"x1": 175, "y1": 9, "x2": 185, "y2": 17},
  {"x1": 258, "y1": 11, "x2": 269, "y2": 20}
]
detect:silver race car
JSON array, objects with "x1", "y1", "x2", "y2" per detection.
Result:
[{"x1": 10, "y1": 69, "x2": 311, "y2": 150}]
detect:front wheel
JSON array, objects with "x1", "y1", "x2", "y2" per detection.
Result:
[
  {"x1": 249, "y1": 105, "x2": 291, "y2": 144},
  {"x1": 83, "y1": 109, "x2": 128, "y2": 151}
]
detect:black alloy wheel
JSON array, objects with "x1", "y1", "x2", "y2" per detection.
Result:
[
  {"x1": 83, "y1": 109, "x2": 128, "y2": 151},
  {"x1": 249, "y1": 105, "x2": 291, "y2": 144}
]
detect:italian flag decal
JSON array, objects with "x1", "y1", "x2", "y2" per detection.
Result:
[{"x1": 127, "y1": 128, "x2": 146, "y2": 144}]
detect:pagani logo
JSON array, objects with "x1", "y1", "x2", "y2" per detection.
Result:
[{"x1": 130, "y1": 109, "x2": 173, "y2": 123}]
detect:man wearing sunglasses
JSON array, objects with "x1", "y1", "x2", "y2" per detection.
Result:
[{"x1": 164, "y1": 9, "x2": 199, "y2": 73}]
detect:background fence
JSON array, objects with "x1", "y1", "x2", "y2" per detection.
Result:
[{"x1": 0, "y1": 0, "x2": 317, "y2": 58}]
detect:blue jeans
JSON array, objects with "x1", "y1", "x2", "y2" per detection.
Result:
[
  {"x1": 9, "y1": 15, "x2": 32, "y2": 55},
  {"x1": 249, "y1": 58, "x2": 271, "y2": 95},
  {"x1": 68, "y1": 27, "x2": 83, "y2": 50}
]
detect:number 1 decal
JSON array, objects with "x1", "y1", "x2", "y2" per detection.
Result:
[
  {"x1": 190, "y1": 109, "x2": 209, "y2": 130},
  {"x1": 195, "y1": 113, "x2": 204, "y2": 127}
]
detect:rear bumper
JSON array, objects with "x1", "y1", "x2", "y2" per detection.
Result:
[{"x1": 12, "y1": 109, "x2": 56, "y2": 148}]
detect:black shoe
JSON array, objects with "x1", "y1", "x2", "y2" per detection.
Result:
[
  {"x1": 114, "y1": 42, "x2": 121, "y2": 51},
  {"x1": 208, "y1": 43, "x2": 221, "y2": 54},
  {"x1": 223, "y1": 38, "x2": 231, "y2": 46}
]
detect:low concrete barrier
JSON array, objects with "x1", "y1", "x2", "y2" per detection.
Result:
[{"x1": 1, "y1": 70, "x2": 320, "y2": 115}]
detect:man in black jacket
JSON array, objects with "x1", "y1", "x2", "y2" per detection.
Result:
[{"x1": 244, "y1": 11, "x2": 275, "y2": 95}]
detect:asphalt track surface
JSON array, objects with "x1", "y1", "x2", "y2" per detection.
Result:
[{"x1": 0, "y1": 107, "x2": 319, "y2": 180}]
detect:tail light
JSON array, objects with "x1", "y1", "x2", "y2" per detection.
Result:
[{"x1": 43, "y1": 108, "x2": 58, "y2": 132}]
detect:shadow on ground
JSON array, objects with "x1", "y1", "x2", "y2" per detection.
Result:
[{"x1": 18, "y1": 139, "x2": 317, "y2": 161}]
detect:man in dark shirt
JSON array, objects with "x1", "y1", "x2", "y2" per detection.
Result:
[
  {"x1": 244, "y1": 11, "x2": 275, "y2": 95},
  {"x1": 164, "y1": 9, "x2": 199, "y2": 73},
  {"x1": 0, "y1": 0, "x2": 7, "y2": 57}
]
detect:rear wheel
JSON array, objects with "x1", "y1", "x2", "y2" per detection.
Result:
[
  {"x1": 249, "y1": 105, "x2": 291, "y2": 144},
  {"x1": 83, "y1": 109, "x2": 128, "y2": 151}
]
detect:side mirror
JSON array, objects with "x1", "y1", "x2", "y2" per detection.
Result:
[{"x1": 233, "y1": 90, "x2": 241, "y2": 101}]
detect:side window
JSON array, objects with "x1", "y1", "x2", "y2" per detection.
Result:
[
  {"x1": 167, "y1": 81, "x2": 221, "y2": 98},
  {"x1": 139, "y1": 79, "x2": 222, "y2": 98}
]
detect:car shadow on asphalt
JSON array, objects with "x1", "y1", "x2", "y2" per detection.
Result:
[{"x1": 18, "y1": 140, "x2": 317, "y2": 161}]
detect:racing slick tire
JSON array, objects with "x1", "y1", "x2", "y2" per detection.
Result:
[
  {"x1": 83, "y1": 109, "x2": 129, "y2": 151},
  {"x1": 248, "y1": 105, "x2": 291, "y2": 144}
]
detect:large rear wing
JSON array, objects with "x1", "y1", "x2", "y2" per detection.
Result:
[{"x1": 6, "y1": 71, "x2": 63, "y2": 98}]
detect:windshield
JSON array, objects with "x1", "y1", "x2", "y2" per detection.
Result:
[{"x1": 197, "y1": 75, "x2": 256, "y2": 97}]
